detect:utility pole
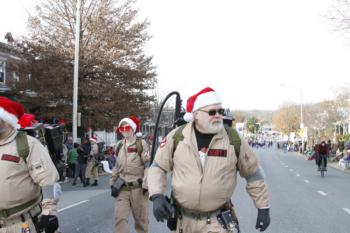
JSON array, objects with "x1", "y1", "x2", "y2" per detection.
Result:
[{"x1": 73, "y1": 0, "x2": 81, "y2": 142}]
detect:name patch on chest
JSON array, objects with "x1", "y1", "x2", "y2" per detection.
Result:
[
  {"x1": 207, "y1": 149, "x2": 227, "y2": 157},
  {"x1": 127, "y1": 148, "x2": 137, "y2": 153},
  {"x1": 1, "y1": 154, "x2": 20, "y2": 163}
]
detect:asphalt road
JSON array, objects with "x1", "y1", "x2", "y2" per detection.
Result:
[{"x1": 58, "y1": 148, "x2": 350, "y2": 233}]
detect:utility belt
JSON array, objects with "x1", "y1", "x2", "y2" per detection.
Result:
[
  {"x1": 168, "y1": 198, "x2": 240, "y2": 233},
  {"x1": 120, "y1": 179, "x2": 142, "y2": 191},
  {"x1": 0, "y1": 203, "x2": 41, "y2": 229},
  {"x1": 0, "y1": 196, "x2": 42, "y2": 219},
  {"x1": 179, "y1": 204, "x2": 222, "y2": 220}
]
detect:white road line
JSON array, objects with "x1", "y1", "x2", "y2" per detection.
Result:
[
  {"x1": 304, "y1": 180, "x2": 310, "y2": 183},
  {"x1": 296, "y1": 174, "x2": 300, "y2": 177},
  {"x1": 289, "y1": 169, "x2": 294, "y2": 172},
  {"x1": 58, "y1": 200, "x2": 89, "y2": 213},
  {"x1": 317, "y1": 191, "x2": 327, "y2": 196},
  {"x1": 343, "y1": 208, "x2": 350, "y2": 214},
  {"x1": 285, "y1": 165, "x2": 289, "y2": 168}
]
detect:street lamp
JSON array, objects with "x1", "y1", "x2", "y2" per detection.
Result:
[{"x1": 280, "y1": 83, "x2": 304, "y2": 151}]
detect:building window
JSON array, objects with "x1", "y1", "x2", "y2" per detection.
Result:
[{"x1": 0, "y1": 60, "x2": 5, "y2": 84}]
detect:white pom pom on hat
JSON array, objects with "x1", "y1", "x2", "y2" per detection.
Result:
[
  {"x1": 184, "y1": 87, "x2": 222, "y2": 122},
  {"x1": 0, "y1": 96, "x2": 24, "y2": 129}
]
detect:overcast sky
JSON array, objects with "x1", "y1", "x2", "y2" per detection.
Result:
[{"x1": 1, "y1": 0, "x2": 350, "y2": 110}]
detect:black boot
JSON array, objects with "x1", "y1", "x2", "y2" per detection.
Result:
[
  {"x1": 91, "y1": 180, "x2": 98, "y2": 186},
  {"x1": 84, "y1": 178, "x2": 90, "y2": 187},
  {"x1": 72, "y1": 177, "x2": 77, "y2": 186}
]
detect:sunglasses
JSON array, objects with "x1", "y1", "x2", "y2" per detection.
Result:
[
  {"x1": 198, "y1": 108, "x2": 225, "y2": 116},
  {"x1": 118, "y1": 125, "x2": 132, "y2": 132}
]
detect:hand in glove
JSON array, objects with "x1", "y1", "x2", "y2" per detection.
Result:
[
  {"x1": 40, "y1": 215, "x2": 59, "y2": 233},
  {"x1": 151, "y1": 194, "x2": 174, "y2": 222},
  {"x1": 255, "y1": 208, "x2": 270, "y2": 232}
]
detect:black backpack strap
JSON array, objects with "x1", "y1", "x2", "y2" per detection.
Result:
[
  {"x1": 16, "y1": 131, "x2": 30, "y2": 163},
  {"x1": 224, "y1": 125, "x2": 241, "y2": 158}
]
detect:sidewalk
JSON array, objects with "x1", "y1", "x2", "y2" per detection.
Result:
[
  {"x1": 328, "y1": 161, "x2": 350, "y2": 174},
  {"x1": 292, "y1": 152, "x2": 350, "y2": 174}
]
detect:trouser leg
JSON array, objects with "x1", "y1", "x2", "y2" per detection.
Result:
[
  {"x1": 130, "y1": 188, "x2": 149, "y2": 233},
  {"x1": 114, "y1": 191, "x2": 131, "y2": 233}
]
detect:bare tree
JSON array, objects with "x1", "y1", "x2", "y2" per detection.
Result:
[
  {"x1": 272, "y1": 104, "x2": 300, "y2": 135},
  {"x1": 15, "y1": 0, "x2": 156, "y2": 129}
]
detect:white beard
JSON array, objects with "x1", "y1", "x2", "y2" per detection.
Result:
[{"x1": 206, "y1": 120, "x2": 223, "y2": 134}]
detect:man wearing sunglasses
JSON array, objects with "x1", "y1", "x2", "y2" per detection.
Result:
[
  {"x1": 148, "y1": 87, "x2": 270, "y2": 233},
  {"x1": 110, "y1": 116, "x2": 150, "y2": 233}
]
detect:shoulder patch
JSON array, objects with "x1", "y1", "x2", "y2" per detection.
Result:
[{"x1": 159, "y1": 137, "x2": 167, "y2": 148}]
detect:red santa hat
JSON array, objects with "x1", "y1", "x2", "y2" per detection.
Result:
[
  {"x1": 183, "y1": 87, "x2": 222, "y2": 122},
  {"x1": 0, "y1": 96, "x2": 24, "y2": 128},
  {"x1": 90, "y1": 135, "x2": 97, "y2": 143},
  {"x1": 118, "y1": 115, "x2": 142, "y2": 137},
  {"x1": 19, "y1": 113, "x2": 38, "y2": 128}
]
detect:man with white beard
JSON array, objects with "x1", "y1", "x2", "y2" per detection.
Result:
[{"x1": 148, "y1": 87, "x2": 270, "y2": 233}]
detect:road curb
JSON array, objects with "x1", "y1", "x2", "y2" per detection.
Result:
[{"x1": 328, "y1": 162, "x2": 350, "y2": 174}]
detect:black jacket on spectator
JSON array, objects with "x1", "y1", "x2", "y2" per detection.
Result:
[{"x1": 77, "y1": 143, "x2": 91, "y2": 164}]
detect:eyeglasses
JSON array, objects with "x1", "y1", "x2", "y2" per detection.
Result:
[
  {"x1": 119, "y1": 125, "x2": 132, "y2": 132},
  {"x1": 198, "y1": 108, "x2": 225, "y2": 116}
]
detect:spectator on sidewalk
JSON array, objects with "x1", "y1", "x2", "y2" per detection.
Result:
[
  {"x1": 339, "y1": 141, "x2": 350, "y2": 169},
  {"x1": 106, "y1": 146, "x2": 116, "y2": 169},
  {"x1": 73, "y1": 137, "x2": 90, "y2": 186},
  {"x1": 68, "y1": 143, "x2": 79, "y2": 179}
]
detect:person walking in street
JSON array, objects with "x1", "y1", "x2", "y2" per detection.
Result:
[
  {"x1": 148, "y1": 87, "x2": 271, "y2": 233},
  {"x1": 85, "y1": 136, "x2": 99, "y2": 186},
  {"x1": 0, "y1": 96, "x2": 61, "y2": 233},
  {"x1": 110, "y1": 116, "x2": 150, "y2": 233}
]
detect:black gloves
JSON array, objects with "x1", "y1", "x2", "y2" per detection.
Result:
[
  {"x1": 40, "y1": 215, "x2": 59, "y2": 233},
  {"x1": 151, "y1": 194, "x2": 174, "y2": 222},
  {"x1": 256, "y1": 208, "x2": 270, "y2": 232}
]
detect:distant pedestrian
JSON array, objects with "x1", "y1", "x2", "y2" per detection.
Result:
[{"x1": 85, "y1": 136, "x2": 99, "y2": 186}]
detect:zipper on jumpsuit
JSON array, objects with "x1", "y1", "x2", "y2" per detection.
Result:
[{"x1": 188, "y1": 135, "x2": 219, "y2": 225}]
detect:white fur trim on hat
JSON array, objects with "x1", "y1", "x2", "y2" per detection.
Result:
[
  {"x1": 119, "y1": 118, "x2": 137, "y2": 132},
  {"x1": 90, "y1": 137, "x2": 97, "y2": 143},
  {"x1": 136, "y1": 132, "x2": 143, "y2": 137},
  {"x1": 0, "y1": 107, "x2": 19, "y2": 129},
  {"x1": 183, "y1": 112, "x2": 194, "y2": 122},
  {"x1": 193, "y1": 91, "x2": 222, "y2": 112}
]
